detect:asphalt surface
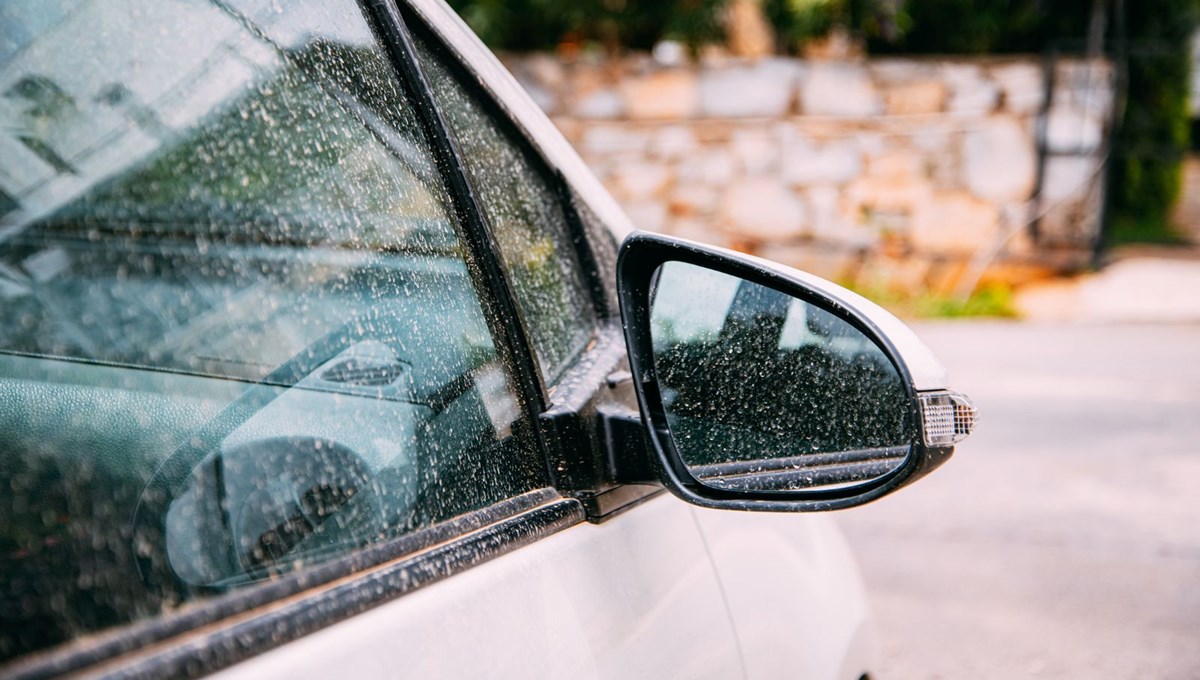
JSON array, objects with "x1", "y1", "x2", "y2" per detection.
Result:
[{"x1": 838, "y1": 321, "x2": 1200, "y2": 680}]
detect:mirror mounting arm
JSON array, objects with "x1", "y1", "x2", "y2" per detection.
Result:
[{"x1": 598, "y1": 405, "x2": 659, "y2": 486}]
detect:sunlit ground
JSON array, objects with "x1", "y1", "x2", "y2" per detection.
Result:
[{"x1": 839, "y1": 321, "x2": 1200, "y2": 680}]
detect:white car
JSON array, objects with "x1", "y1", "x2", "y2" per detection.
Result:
[{"x1": 0, "y1": 0, "x2": 974, "y2": 678}]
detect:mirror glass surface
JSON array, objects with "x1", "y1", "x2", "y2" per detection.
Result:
[{"x1": 650, "y1": 261, "x2": 911, "y2": 493}]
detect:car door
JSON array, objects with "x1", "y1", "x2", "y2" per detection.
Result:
[{"x1": 0, "y1": 0, "x2": 742, "y2": 677}]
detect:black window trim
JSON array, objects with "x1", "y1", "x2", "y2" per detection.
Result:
[
  {"x1": 362, "y1": 0, "x2": 551, "y2": 419},
  {"x1": 388, "y1": 1, "x2": 634, "y2": 497},
  {"x1": 390, "y1": 2, "x2": 655, "y2": 509},
  {"x1": 391, "y1": 5, "x2": 662, "y2": 506}
]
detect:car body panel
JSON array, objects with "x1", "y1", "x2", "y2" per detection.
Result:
[
  {"x1": 203, "y1": 501, "x2": 877, "y2": 680},
  {"x1": 692, "y1": 508, "x2": 877, "y2": 680},
  {"x1": 210, "y1": 495, "x2": 745, "y2": 680}
]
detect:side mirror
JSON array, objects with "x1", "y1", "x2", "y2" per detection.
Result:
[{"x1": 617, "y1": 232, "x2": 976, "y2": 511}]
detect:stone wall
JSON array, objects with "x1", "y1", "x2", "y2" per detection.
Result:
[{"x1": 504, "y1": 53, "x2": 1114, "y2": 293}]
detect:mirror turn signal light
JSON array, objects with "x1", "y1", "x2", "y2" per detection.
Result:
[{"x1": 918, "y1": 391, "x2": 977, "y2": 447}]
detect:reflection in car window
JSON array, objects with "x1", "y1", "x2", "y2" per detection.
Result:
[
  {"x1": 0, "y1": 0, "x2": 545, "y2": 662},
  {"x1": 412, "y1": 34, "x2": 597, "y2": 382}
]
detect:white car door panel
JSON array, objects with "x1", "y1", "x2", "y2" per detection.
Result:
[
  {"x1": 213, "y1": 495, "x2": 743, "y2": 680},
  {"x1": 693, "y1": 509, "x2": 877, "y2": 680}
]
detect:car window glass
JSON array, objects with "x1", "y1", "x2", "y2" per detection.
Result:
[
  {"x1": 412, "y1": 33, "x2": 597, "y2": 382},
  {"x1": 0, "y1": 0, "x2": 545, "y2": 662}
]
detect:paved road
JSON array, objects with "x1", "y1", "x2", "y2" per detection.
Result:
[{"x1": 838, "y1": 321, "x2": 1200, "y2": 680}]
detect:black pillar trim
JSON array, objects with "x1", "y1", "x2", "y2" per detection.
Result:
[{"x1": 359, "y1": 0, "x2": 549, "y2": 427}]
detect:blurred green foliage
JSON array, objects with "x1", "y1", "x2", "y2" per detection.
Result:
[
  {"x1": 764, "y1": 0, "x2": 912, "y2": 52},
  {"x1": 1106, "y1": 0, "x2": 1200, "y2": 244},
  {"x1": 763, "y1": 0, "x2": 845, "y2": 50},
  {"x1": 1107, "y1": 214, "x2": 1191, "y2": 246},
  {"x1": 845, "y1": 280, "x2": 1019, "y2": 318},
  {"x1": 912, "y1": 284, "x2": 1019, "y2": 319},
  {"x1": 445, "y1": 0, "x2": 726, "y2": 52},
  {"x1": 860, "y1": 0, "x2": 1093, "y2": 55}
]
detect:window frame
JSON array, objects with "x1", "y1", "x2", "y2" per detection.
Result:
[
  {"x1": 397, "y1": 4, "x2": 620, "y2": 381},
  {"x1": 395, "y1": 2, "x2": 653, "y2": 506},
  {"x1": 366, "y1": 0, "x2": 551, "y2": 429}
]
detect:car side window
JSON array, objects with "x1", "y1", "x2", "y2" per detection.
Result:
[
  {"x1": 412, "y1": 34, "x2": 598, "y2": 382},
  {"x1": 0, "y1": 0, "x2": 546, "y2": 662}
]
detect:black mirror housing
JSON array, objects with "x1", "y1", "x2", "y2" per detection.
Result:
[{"x1": 616, "y1": 232, "x2": 973, "y2": 512}]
